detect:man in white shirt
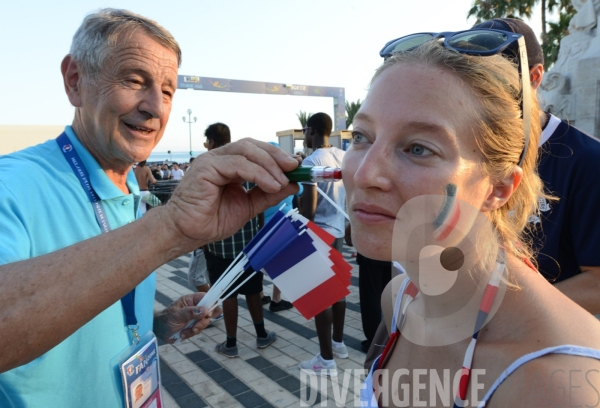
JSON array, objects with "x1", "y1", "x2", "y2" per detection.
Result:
[
  {"x1": 298, "y1": 112, "x2": 348, "y2": 377},
  {"x1": 171, "y1": 162, "x2": 184, "y2": 180}
]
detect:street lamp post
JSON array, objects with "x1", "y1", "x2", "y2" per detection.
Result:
[{"x1": 182, "y1": 109, "x2": 197, "y2": 158}]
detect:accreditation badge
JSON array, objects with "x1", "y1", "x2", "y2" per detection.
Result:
[{"x1": 119, "y1": 332, "x2": 163, "y2": 408}]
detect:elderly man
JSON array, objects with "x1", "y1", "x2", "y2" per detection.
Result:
[{"x1": 0, "y1": 9, "x2": 298, "y2": 407}]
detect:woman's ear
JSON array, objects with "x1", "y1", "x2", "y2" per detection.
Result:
[{"x1": 481, "y1": 167, "x2": 523, "y2": 212}]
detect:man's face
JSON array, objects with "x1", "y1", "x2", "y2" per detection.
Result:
[
  {"x1": 76, "y1": 31, "x2": 178, "y2": 167},
  {"x1": 303, "y1": 127, "x2": 313, "y2": 149},
  {"x1": 134, "y1": 384, "x2": 143, "y2": 400}
]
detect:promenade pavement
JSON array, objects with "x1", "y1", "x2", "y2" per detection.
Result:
[{"x1": 155, "y1": 245, "x2": 369, "y2": 408}]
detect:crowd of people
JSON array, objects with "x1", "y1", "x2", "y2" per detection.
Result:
[{"x1": 1, "y1": 7, "x2": 600, "y2": 408}]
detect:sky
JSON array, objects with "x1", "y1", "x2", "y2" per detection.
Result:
[{"x1": 0, "y1": 0, "x2": 543, "y2": 154}]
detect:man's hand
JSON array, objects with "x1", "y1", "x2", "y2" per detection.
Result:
[
  {"x1": 164, "y1": 139, "x2": 300, "y2": 253},
  {"x1": 153, "y1": 293, "x2": 222, "y2": 343}
]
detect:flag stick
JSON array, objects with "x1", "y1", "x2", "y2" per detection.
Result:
[{"x1": 316, "y1": 186, "x2": 350, "y2": 221}]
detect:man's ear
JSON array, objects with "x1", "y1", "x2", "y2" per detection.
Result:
[
  {"x1": 61, "y1": 55, "x2": 84, "y2": 107},
  {"x1": 529, "y1": 64, "x2": 544, "y2": 91},
  {"x1": 480, "y1": 167, "x2": 523, "y2": 212}
]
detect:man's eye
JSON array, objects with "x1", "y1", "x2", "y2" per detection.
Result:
[{"x1": 125, "y1": 79, "x2": 143, "y2": 88}]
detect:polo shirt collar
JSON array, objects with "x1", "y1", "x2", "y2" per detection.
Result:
[{"x1": 64, "y1": 126, "x2": 140, "y2": 200}]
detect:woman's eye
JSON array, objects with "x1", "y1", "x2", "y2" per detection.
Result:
[
  {"x1": 409, "y1": 144, "x2": 433, "y2": 156},
  {"x1": 352, "y1": 132, "x2": 368, "y2": 143}
]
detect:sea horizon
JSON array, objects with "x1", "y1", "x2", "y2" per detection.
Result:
[{"x1": 147, "y1": 150, "x2": 207, "y2": 163}]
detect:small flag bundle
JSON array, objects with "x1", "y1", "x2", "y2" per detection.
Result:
[{"x1": 170, "y1": 207, "x2": 352, "y2": 343}]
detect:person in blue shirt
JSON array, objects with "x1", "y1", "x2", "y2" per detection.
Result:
[
  {"x1": 474, "y1": 18, "x2": 600, "y2": 315},
  {"x1": 0, "y1": 8, "x2": 300, "y2": 407}
]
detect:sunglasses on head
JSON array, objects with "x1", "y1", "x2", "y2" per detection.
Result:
[{"x1": 379, "y1": 29, "x2": 531, "y2": 167}]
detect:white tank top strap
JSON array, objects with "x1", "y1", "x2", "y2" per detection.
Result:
[
  {"x1": 391, "y1": 277, "x2": 411, "y2": 334},
  {"x1": 478, "y1": 345, "x2": 600, "y2": 407}
]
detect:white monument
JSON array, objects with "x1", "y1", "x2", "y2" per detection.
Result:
[{"x1": 539, "y1": 0, "x2": 600, "y2": 137}]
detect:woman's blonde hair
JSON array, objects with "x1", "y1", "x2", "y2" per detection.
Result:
[{"x1": 372, "y1": 41, "x2": 545, "y2": 264}]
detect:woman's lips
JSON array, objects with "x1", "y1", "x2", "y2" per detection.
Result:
[{"x1": 352, "y1": 205, "x2": 397, "y2": 224}]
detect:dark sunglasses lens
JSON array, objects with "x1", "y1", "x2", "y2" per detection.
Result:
[
  {"x1": 382, "y1": 33, "x2": 435, "y2": 56},
  {"x1": 448, "y1": 30, "x2": 508, "y2": 52}
]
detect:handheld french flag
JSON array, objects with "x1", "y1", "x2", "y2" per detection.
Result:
[{"x1": 170, "y1": 208, "x2": 352, "y2": 343}]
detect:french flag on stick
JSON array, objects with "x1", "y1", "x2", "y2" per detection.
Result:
[
  {"x1": 169, "y1": 208, "x2": 351, "y2": 343},
  {"x1": 246, "y1": 210, "x2": 351, "y2": 320}
]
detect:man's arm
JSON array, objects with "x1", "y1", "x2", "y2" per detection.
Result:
[
  {"x1": 147, "y1": 166, "x2": 157, "y2": 184},
  {"x1": 299, "y1": 184, "x2": 317, "y2": 221},
  {"x1": 553, "y1": 265, "x2": 600, "y2": 315},
  {"x1": 0, "y1": 139, "x2": 299, "y2": 372}
]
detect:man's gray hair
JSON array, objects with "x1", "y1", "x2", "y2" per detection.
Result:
[{"x1": 69, "y1": 8, "x2": 181, "y2": 78}]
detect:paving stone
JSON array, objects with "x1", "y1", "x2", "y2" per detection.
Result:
[
  {"x1": 246, "y1": 356, "x2": 273, "y2": 370},
  {"x1": 175, "y1": 341, "x2": 200, "y2": 354},
  {"x1": 172, "y1": 358, "x2": 202, "y2": 375},
  {"x1": 204, "y1": 391, "x2": 242, "y2": 408},
  {"x1": 180, "y1": 369, "x2": 211, "y2": 386},
  {"x1": 161, "y1": 350, "x2": 188, "y2": 365},
  {"x1": 175, "y1": 393, "x2": 209, "y2": 407},
  {"x1": 191, "y1": 380, "x2": 225, "y2": 399},
  {"x1": 234, "y1": 390, "x2": 269, "y2": 408},
  {"x1": 279, "y1": 344, "x2": 306, "y2": 358},
  {"x1": 260, "y1": 365, "x2": 289, "y2": 381},
  {"x1": 161, "y1": 388, "x2": 180, "y2": 408},
  {"x1": 234, "y1": 367, "x2": 268, "y2": 383},
  {"x1": 207, "y1": 367, "x2": 236, "y2": 383},
  {"x1": 220, "y1": 378, "x2": 251, "y2": 397},
  {"x1": 187, "y1": 349, "x2": 211, "y2": 363},
  {"x1": 195, "y1": 358, "x2": 222, "y2": 373},
  {"x1": 165, "y1": 380, "x2": 195, "y2": 399}
]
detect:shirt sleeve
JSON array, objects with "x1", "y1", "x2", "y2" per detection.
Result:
[{"x1": 0, "y1": 179, "x2": 31, "y2": 264}]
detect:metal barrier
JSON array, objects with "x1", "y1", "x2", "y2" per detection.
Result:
[{"x1": 146, "y1": 180, "x2": 180, "y2": 208}]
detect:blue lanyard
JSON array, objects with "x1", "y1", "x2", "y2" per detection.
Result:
[{"x1": 56, "y1": 132, "x2": 138, "y2": 330}]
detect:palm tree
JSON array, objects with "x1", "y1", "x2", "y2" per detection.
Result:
[
  {"x1": 296, "y1": 111, "x2": 312, "y2": 128},
  {"x1": 345, "y1": 99, "x2": 362, "y2": 129},
  {"x1": 467, "y1": 0, "x2": 575, "y2": 68}
]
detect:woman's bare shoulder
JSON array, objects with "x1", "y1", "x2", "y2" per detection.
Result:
[
  {"x1": 492, "y1": 256, "x2": 600, "y2": 348},
  {"x1": 381, "y1": 273, "x2": 409, "y2": 333}
]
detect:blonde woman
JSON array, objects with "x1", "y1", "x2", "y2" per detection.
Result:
[{"x1": 345, "y1": 33, "x2": 600, "y2": 407}]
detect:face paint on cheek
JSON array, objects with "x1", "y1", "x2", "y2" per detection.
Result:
[{"x1": 433, "y1": 184, "x2": 460, "y2": 242}]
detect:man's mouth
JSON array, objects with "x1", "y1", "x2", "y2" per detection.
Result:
[{"x1": 125, "y1": 123, "x2": 154, "y2": 134}]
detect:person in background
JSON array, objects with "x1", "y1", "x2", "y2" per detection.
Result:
[
  {"x1": 299, "y1": 112, "x2": 348, "y2": 377},
  {"x1": 202, "y1": 122, "x2": 277, "y2": 358},
  {"x1": 170, "y1": 162, "x2": 184, "y2": 180},
  {"x1": 162, "y1": 164, "x2": 170, "y2": 179},
  {"x1": 474, "y1": 18, "x2": 600, "y2": 315},
  {"x1": 134, "y1": 160, "x2": 157, "y2": 216},
  {"x1": 151, "y1": 164, "x2": 163, "y2": 181}
]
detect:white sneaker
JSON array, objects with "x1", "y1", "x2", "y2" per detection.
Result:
[
  {"x1": 332, "y1": 342, "x2": 348, "y2": 359},
  {"x1": 299, "y1": 354, "x2": 338, "y2": 377}
]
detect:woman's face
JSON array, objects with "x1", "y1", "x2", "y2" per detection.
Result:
[{"x1": 343, "y1": 63, "x2": 496, "y2": 261}]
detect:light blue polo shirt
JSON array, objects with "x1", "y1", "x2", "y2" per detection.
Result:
[{"x1": 0, "y1": 126, "x2": 156, "y2": 407}]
